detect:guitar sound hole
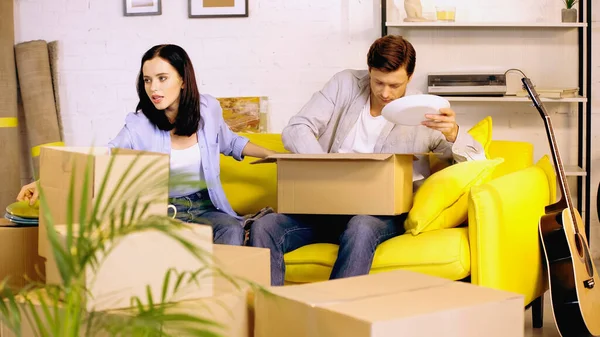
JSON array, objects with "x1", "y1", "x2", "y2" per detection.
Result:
[
  {"x1": 575, "y1": 233, "x2": 594, "y2": 277},
  {"x1": 575, "y1": 233, "x2": 584, "y2": 258}
]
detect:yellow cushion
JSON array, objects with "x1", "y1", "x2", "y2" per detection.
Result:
[
  {"x1": 488, "y1": 140, "x2": 534, "y2": 179},
  {"x1": 284, "y1": 227, "x2": 471, "y2": 284},
  {"x1": 404, "y1": 158, "x2": 504, "y2": 235},
  {"x1": 467, "y1": 116, "x2": 493, "y2": 158},
  {"x1": 430, "y1": 116, "x2": 493, "y2": 172},
  {"x1": 220, "y1": 133, "x2": 286, "y2": 215}
]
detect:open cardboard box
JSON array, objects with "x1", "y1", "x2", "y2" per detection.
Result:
[
  {"x1": 253, "y1": 153, "x2": 438, "y2": 215},
  {"x1": 255, "y1": 269, "x2": 525, "y2": 337}
]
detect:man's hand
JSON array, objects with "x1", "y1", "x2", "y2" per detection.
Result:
[
  {"x1": 422, "y1": 108, "x2": 459, "y2": 143},
  {"x1": 17, "y1": 181, "x2": 39, "y2": 206}
]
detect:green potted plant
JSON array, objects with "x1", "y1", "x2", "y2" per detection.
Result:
[
  {"x1": 562, "y1": 0, "x2": 578, "y2": 22},
  {"x1": 0, "y1": 149, "x2": 257, "y2": 337}
]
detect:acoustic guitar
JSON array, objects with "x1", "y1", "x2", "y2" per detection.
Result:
[{"x1": 522, "y1": 77, "x2": 600, "y2": 337}]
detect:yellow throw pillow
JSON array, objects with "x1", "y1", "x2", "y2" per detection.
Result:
[
  {"x1": 430, "y1": 116, "x2": 493, "y2": 173},
  {"x1": 467, "y1": 116, "x2": 493, "y2": 158},
  {"x1": 404, "y1": 157, "x2": 504, "y2": 235}
]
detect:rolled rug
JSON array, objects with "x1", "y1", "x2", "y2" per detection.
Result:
[
  {"x1": 48, "y1": 40, "x2": 64, "y2": 138},
  {"x1": 15, "y1": 40, "x2": 64, "y2": 176},
  {"x1": 0, "y1": 0, "x2": 22, "y2": 213}
]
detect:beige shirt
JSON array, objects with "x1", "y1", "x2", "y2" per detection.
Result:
[{"x1": 281, "y1": 69, "x2": 487, "y2": 190}]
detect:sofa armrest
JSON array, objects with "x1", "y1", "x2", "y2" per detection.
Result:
[{"x1": 467, "y1": 165, "x2": 550, "y2": 305}]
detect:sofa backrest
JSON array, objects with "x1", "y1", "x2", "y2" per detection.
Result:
[
  {"x1": 220, "y1": 134, "x2": 538, "y2": 216},
  {"x1": 220, "y1": 133, "x2": 286, "y2": 216},
  {"x1": 488, "y1": 140, "x2": 534, "y2": 179}
]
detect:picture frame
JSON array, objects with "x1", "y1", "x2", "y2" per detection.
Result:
[
  {"x1": 123, "y1": 0, "x2": 162, "y2": 16},
  {"x1": 188, "y1": 0, "x2": 249, "y2": 18}
]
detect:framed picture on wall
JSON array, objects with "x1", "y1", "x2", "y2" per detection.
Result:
[
  {"x1": 123, "y1": 0, "x2": 162, "y2": 16},
  {"x1": 188, "y1": 0, "x2": 248, "y2": 18}
]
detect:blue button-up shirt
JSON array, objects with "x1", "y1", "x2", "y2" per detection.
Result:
[{"x1": 108, "y1": 94, "x2": 249, "y2": 219}]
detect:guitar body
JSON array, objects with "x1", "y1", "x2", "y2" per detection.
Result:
[
  {"x1": 539, "y1": 206, "x2": 600, "y2": 336},
  {"x1": 521, "y1": 77, "x2": 600, "y2": 337}
]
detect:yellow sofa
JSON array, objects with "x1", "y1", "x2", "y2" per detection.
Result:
[{"x1": 220, "y1": 133, "x2": 555, "y2": 325}]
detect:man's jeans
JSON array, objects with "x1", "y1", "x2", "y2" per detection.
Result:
[
  {"x1": 169, "y1": 190, "x2": 244, "y2": 246},
  {"x1": 248, "y1": 213, "x2": 406, "y2": 286}
]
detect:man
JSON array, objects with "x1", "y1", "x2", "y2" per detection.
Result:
[{"x1": 249, "y1": 35, "x2": 486, "y2": 286}]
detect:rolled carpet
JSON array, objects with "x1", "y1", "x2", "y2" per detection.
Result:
[
  {"x1": 15, "y1": 40, "x2": 64, "y2": 175},
  {"x1": 0, "y1": 0, "x2": 22, "y2": 212},
  {"x1": 48, "y1": 40, "x2": 64, "y2": 138}
]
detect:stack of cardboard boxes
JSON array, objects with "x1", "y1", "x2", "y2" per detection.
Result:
[
  {"x1": 1, "y1": 147, "x2": 526, "y2": 336},
  {"x1": 0, "y1": 147, "x2": 270, "y2": 337}
]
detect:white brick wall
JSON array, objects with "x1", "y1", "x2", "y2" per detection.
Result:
[
  {"x1": 12, "y1": 0, "x2": 600, "y2": 257},
  {"x1": 14, "y1": 0, "x2": 380, "y2": 145}
]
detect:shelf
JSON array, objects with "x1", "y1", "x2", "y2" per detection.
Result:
[
  {"x1": 564, "y1": 165, "x2": 587, "y2": 176},
  {"x1": 386, "y1": 22, "x2": 587, "y2": 28},
  {"x1": 442, "y1": 96, "x2": 586, "y2": 103}
]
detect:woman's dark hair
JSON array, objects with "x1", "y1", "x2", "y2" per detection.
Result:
[
  {"x1": 367, "y1": 35, "x2": 416, "y2": 77},
  {"x1": 136, "y1": 44, "x2": 200, "y2": 136}
]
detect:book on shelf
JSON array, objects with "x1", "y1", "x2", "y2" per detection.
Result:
[{"x1": 515, "y1": 87, "x2": 579, "y2": 98}]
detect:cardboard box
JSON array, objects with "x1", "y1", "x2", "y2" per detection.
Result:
[
  {"x1": 1, "y1": 280, "x2": 252, "y2": 337},
  {"x1": 255, "y1": 270, "x2": 525, "y2": 337},
  {"x1": 0, "y1": 223, "x2": 45, "y2": 291},
  {"x1": 253, "y1": 153, "x2": 414, "y2": 215},
  {"x1": 1, "y1": 244, "x2": 272, "y2": 337},
  {"x1": 44, "y1": 223, "x2": 214, "y2": 312},
  {"x1": 38, "y1": 146, "x2": 170, "y2": 258},
  {"x1": 213, "y1": 244, "x2": 271, "y2": 286}
]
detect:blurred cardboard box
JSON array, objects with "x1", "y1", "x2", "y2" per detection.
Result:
[
  {"x1": 0, "y1": 222, "x2": 45, "y2": 291},
  {"x1": 38, "y1": 146, "x2": 170, "y2": 258},
  {"x1": 255, "y1": 269, "x2": 524, "y2": 337},
  {"x1": 213, "y1": 244, "x2": 270, "y2": 286},
  {"x1": 2, "y1": 238, "x2": 271, "y2": 337},
  {"x1": 1, "y1": 279, "x2": 250, "y2": 337},
  {"x1": 44, "y1": 223, "x2": 213, "y2": 311}
]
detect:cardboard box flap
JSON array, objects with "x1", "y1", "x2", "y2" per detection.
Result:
[
  {"x1": 268, "y1": 270, "x2": 450, "y2": 306},
  {"x1": 320, "y1": 281, "x2": 523, "y2": 322},
  {"x1": 44, "y1": 146, "x2": 109, "y2": 155},
  {"x1": 252, "y1": 153, "x2": 395, "y2": 164},
  {"x1": 252, "y1": 152, "x2": 443, "y2": 164},
  {"x1": 44, "y1": 146, "x2": 167, "y2": 157}
]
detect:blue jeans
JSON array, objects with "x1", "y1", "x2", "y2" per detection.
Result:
[
  {"x1": 248, "y1": 213, "x2": 406, "y2": 286},
  {"x1": 168, "y1": 190, "x2": 244, "y2": 246}
]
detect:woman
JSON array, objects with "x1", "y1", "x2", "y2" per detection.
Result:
[{"x1": 17, "y1": 44, "x2": 275, "y2": 246}]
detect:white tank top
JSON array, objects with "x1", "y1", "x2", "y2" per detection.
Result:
[
  {"x1": 338, "y1": 97, "x2": 388, "y2": 153},
  {"x1": 169, "y1": 143, "x2": 203, "y2": 197}
]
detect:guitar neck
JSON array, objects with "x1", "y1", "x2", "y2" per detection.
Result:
[
  {"x1": 519, "y1": 77, "x2": 579, "y2": 232},
  {"x1": 542, "y1": 114, "x2": 577, "y2": 219}
]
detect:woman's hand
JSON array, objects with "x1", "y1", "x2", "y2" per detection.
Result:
[
  {"x1": 242, "y1": 142, "x2": 279, "y2": 159},
  {"x1": 17, "y1": 181, "x2": 39, "y2": 206}
]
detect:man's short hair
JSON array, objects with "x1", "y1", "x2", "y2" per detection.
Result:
[{"x1": 367, "y1": 35, "x2": 416, "y2": 77}]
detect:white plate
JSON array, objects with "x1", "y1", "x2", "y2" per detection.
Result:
[{"x1": 381, "y1": 94, "x2": 451, "y2": 126}]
